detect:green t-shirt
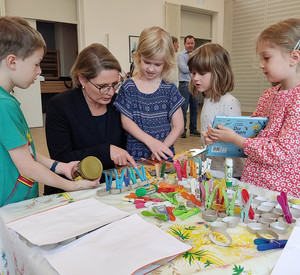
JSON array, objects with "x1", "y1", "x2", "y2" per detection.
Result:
[{"x1": 0, "y1": 87, "x2": 38, "y2": 206}]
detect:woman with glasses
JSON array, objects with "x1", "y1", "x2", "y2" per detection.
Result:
[{"x1": 45, "y1": 43, "x2": 136, "y2": 195}]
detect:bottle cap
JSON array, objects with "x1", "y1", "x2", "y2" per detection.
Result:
[
  {"x1": 135, "y1": 187, "x2": 147, "y2": 197},
  {"x1": 80, "y1": 156, "x2": 103, "y2": 180}
]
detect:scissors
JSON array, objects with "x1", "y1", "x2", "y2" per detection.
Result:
[
  {"x1": 254, "y1": 238, "x2": 287, "y2": 251},
  {"x1": 223, "y1": 188, "x2": 238, "y2": 216},
  {"x1": 238, "y1": 189, "x2": 253, "y2": 220},
  {"x1": 277, "y1": 191, "x2": 293, "y2": 223}
]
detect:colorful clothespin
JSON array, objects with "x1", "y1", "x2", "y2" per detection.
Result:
[
  {"x1": 254, "y1": 238, "x2": 287, "y2": 251},
  {"x1": 160, "y1": 162, "x2": 166, "y2": 178},
  {"x1": 205, "y1": 181, "x2": 219, "y2": 210},
  {"x1": 105, "y1": 171, "x2": 113, "y2": 191},
  {"x1": 277, "y1": 191, "x2": 293, "y2": 224},
  {"x1": 239, "y1": 189, "x2": 254, "y2": 220},
  {"x1": 134, "y1": 167, "x2": 145, "y2": 182},
  {"x1": 223, "y1": 188, "x2": 238, "y2": 216},
  {"x1": 129, "y1": 167, "x2": 137, "y2": 185},
  {"x1": 140, "y1": 166, "x2": 147, "y2": 183},
  {"x1": 124, "y1": 168, "x2": 130, "y2": 187},
  {"x1": 197, "y1": 157, "x2": 202, "y2": 176},
  {"x1": 173, "y1": 160, "x2": 183, "y2": 181},
  {"x1": 114, "y1": 169, "x2": 125, "y2": 189}
]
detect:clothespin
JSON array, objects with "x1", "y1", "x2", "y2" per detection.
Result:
[
  {"x1": 134, "y1": 167, "x2": 145, "y2": 182},
  {"x1": 182, "y1": 160, "x2": 187, "y2": 178},
  {"x1": 205, "y1": 182, "x2": 219, "y2": 210},
  {"x1": 223, "y1": 188, "x2": 238, "y2": 216},
  {"x1": 238, "y1": 189, "x2": 253, "y2": 219},
  {"x1": 173, "y1": 160, "x2": 182, "y2": 181},
  {"x1": 105, "y1": 171, "x2": 113, "y2": 191},
  {"x1": 155, "y1": 163, "x2": 160, "y2": 178},
  {"x1": 124, "y1": 169, "x2": 130, "y2": 187},
  {"x1": 160, "y1": 162, "x2": 166, "y2": 178},
  {"x1": 140, "y1": 166, "x2": 147, "y2": 183},
  {"x1": 254, "y1": 238, "x2": 287, "y2": 251},
  {"x1": 129, "y1": 167, "x2": 137, "y2": 185},
  {"x1": 197, "y1": 157, "x2": 202, "y2": 176}
]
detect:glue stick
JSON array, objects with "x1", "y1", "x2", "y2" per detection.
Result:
[{"x1": 225, "y1": 158, "x2": 233, "y2": 187}]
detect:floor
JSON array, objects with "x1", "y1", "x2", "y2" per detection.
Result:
[{"x1": 30, "y1": 109, "x2": 203, "y2": 195}]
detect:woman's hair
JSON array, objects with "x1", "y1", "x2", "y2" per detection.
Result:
[
  {"x1": 70, "y1": 43, "x2": 121, "y2": 88},
  {"x1": 0, "y1": 16, "x2": 46, "y2": 61},
  {"x1": 134, "y1": 26, "x2": 176, "y2": 83},
  {"x1": 188, "y1": 43, "x2": 234, "y2": 102},
  {"x1": 257, "y1": 18, "x2": 300, "y2": 54}
]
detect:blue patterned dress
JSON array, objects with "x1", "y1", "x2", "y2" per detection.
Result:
[{"x1": 114, "y1": 78, "x2": 184, "y2": 160}]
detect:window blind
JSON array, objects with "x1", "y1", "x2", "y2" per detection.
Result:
[{"x1": 231, "y1": 0, "x2": 300, "y2": 113}]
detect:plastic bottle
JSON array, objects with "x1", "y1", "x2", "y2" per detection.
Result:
[
  {"x1": 225, "y1": 158, "x2": 233, "y2": 187},
  {"x1": 71, "y1": 156, "x2": 103, "y2": 181}
]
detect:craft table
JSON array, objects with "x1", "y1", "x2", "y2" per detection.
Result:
[{"x1": 0, "y1": 179, "x2": 292, "y2": 275}]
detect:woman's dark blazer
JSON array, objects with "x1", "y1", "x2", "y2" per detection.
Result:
[{"x1": 44, "y1": 88, "x2": 126, "y2": 195}]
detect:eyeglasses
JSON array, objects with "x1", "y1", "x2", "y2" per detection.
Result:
[{"x1": 87, "y1": 78, "x2": 123, "y2": 94}]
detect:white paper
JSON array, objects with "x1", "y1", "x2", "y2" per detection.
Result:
[
  {"x1": 271, "y1": 225, "x2": 300, "y2": 275},
  {"x1": 40, "y1": 214, "x2": 192, "y2": 275},
  {"x1": 7, "y1": 198, "x2": 129, "y2": 246}
]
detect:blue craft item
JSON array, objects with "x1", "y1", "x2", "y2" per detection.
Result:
[
  {"x1": 197, "y1": 157, "x2": 202, "y2": 176},
  {"x1": 254, "y1": 239, "x2": 287, "y2": 251},
  {"x1": 134, "y1": 167, "x2": 145, "y2": 182},
  {"x1": 124, "y1": 169, "x2": 130, "y2": 187},
  {"x1": 129, "y1": 167, "x2": 137, "y2": 185},
  {"x1": 105, "y1": 171, "x2": 113, "y2": 191},
  {"x1": 118, "y1": 169, "x2": 125, "y2": 189},
  {"x1": 114, "y1": 169, "x2": 121, "y2": 189}
]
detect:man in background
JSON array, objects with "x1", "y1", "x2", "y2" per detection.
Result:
[
  {"x1": 172, "y1": 36, "x2": 179, "y2": 52},
  {"x1": 177, "y1": 35, "x2": 200, "y2": 138}
]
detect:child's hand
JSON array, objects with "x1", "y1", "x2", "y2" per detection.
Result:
[
  {"x1": 207, "y1": 125, "x2": 237, "y2": 143},
  {"x1": 147, "y1": 138, "x2": 173, "y2": 161},
  {"x1": 201, "y1": 130, "x2": 215, "y2": 145},
  {"x1": 110, "y1": 145, "x2": 137, "y2": 168},
  {"x1": 55, "y1": 161, "x2": 79, "y2": 180},
  {"x1": 71, "y1": 178, "x2": 100, "y2": 191}
]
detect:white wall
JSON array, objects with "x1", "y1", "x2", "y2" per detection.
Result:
[{"x1": 77, "y1": 0, "x2": 224, "y2": 75}]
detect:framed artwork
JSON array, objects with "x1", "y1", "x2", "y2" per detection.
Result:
[{"x1": 129, "y1": 35, "x2": 139, "y2": 63}]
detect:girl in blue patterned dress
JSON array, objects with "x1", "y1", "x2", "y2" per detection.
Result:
[{"x1": 114, "y1": 26, "x2": 184, "y2": 161}]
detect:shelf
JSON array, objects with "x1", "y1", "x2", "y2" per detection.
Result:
[{"x1": 41, "y1": 50, "x2": 60, "y2": 80}]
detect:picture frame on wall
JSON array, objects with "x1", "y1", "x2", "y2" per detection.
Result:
[{"x1": 129, "y1": 35, "x2": 139, "y2": 63}]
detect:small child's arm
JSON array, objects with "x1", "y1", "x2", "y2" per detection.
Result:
[
  {"x1": 207, "y1": 125, "x2": 246, "y2": 148},
  {"x1": 162, "y1": 108, "x2": 184, "y2": 148},
  {"x1": 121, "y1": 114, "x2": 173, "y2": 161},
  {"x1": 9, "y1": 145, "x2": 100, "y2": 191}
]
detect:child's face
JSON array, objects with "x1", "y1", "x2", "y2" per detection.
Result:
[
  {"x1": 191, "y1": 71, "x2": 212, "y2": 97},
  {"x1": 257, "y1": 41, "x2": 291, "y2": 84},
  {"x1": 13, "y1": 48, "x2": 44, "y2": 89},
  {"x1": 140, "y1": 55, "x2": 165, "y2": 81}
]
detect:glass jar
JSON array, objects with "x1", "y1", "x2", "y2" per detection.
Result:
[{"x1": 71, "y1": 156, "x2": 103, "y2": 181}]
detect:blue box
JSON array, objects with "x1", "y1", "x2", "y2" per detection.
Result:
[{"x1": 206, "y1": 115, "x2": 269, "y2": 158}]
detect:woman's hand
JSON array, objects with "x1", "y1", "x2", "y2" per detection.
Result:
[{"x1": 110, "y1": 145, "x2": 137, "y2": 167}]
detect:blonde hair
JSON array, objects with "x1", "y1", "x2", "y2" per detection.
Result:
[
  {"x1": 188, "y1": 43, "x2": 234, "y2": 102},
  {"x1": 70, "y1": 43, "x2": 121, "y2": 88},
  {"x1": 134, "y1": 26, "x2": 176, "y2": 83},
  {"x1": 257, "y1": 18, "x2": 300, "y2": 54},
  {"x1": 0, "y1": 16, "x2": 46, "y2": 61}
]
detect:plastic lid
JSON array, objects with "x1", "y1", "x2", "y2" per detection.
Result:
[
  {"x1": 80, "y1": 156, "x2": 103, "y2": 180},
  {"x1": 135, "y1": 187, "x2": 147, "y2": 197}
]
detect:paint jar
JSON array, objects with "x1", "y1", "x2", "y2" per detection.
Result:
[
  {"x1": 225, "y1": 158, "x2": 233, "y2": 187},
  {"x1": 71, "y1": 156, "x2": 103, "y2": 180}
]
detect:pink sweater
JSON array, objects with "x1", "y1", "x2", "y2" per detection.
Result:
[{"x1": 242, "y1": 84, "x2": 300, "y2": 198}]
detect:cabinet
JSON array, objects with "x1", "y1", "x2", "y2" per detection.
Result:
[{"x1": 40, "y1": 50, "x2": 60, "y2": 80}]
